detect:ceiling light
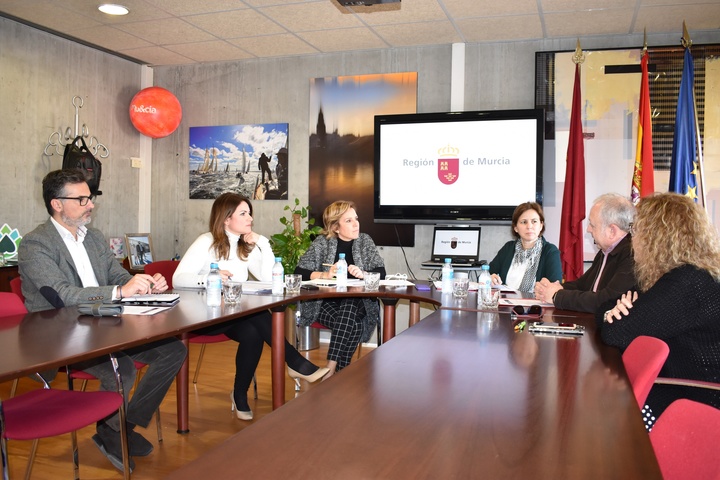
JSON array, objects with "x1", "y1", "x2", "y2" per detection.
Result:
[{"x1": 98, "y1": 4, "x2": 129, "y2": 15}]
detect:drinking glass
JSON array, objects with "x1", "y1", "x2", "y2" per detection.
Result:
[
  {"x1": 363, "y1": 272, "x2": 380, "y2": 291},
  {"x1": 222, "y1": 281, "x2": 242, "y2": 305},
  {"x1": 480, "y1": 288, "x2": 500, "y2": 309},
  {"x1": 284, "y1": 274, "x2": 302, "y2": 295},
  {"x1": 452, "y1": 277, "x2": 469, "y2": 298}
]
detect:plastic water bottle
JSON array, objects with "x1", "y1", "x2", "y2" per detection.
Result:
[
  {"x1": 478, "y1": 264, "x2": 492, "y2": 307},
  {"x1": 336, "y1": 253, "x2": 348, "y2": 288},
  {"x1": 441, "y1": 258, "x2": 454, "y2": 293},
  {"x1": 272, "y1": 257, "x2": 284, "y2": 295},
  {"x1": 206, "y1": 262, "x2": 222, "y2": 307}
]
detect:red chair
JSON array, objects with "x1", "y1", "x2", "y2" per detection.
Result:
[
  {"x1": 0, "y1": 291, "x2": 26, "y2": 317},
  {"x1": 0, "y1": 294, "x2": 130, "y2": 478},
  {"x1": 649, "y1": 399, "x2": 720, "y2": 480},
  {"x1": 9, "y1": 276, "x2": 24, "y2": 304},
  {"x1": 0, "y1": 292, "x2": 27, "y2": 398},
  {"x1": 143, "y1": 260, "x2": 179, "y2": 289},
  {"x1": 622, "y1": 336, "x2": 669, "y2": 408},
  {"x1": 65, "y1": 361, "x2": 164, "y2": 442}
]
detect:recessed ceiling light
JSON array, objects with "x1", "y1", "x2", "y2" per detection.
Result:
[{"x1": 98, "y1": 4, "x2": 129, "y2": 15}]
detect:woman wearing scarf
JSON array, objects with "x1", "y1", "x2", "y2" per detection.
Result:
[{"x1": 488, "y1": 202, "x2": 562, "y2": 292}]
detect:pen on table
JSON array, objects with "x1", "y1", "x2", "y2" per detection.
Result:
[
  {"x1": 141, "y1": 307, "x2": 160, "y2": 314},
  {"x1": 322, "y1": 263, "x2": 334, "y2": 267}
]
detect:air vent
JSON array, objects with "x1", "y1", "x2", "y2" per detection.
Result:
[{"x1": 338, "y1": 0, "x2": 400, "y2": 6}]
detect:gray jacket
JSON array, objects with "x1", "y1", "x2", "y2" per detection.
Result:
[
  {"x1": 18, "y1": 219, "x2": 131, "y2": 312},
  {"x1": 295, "y1": 233, "x2": 385, "y2": 342}
]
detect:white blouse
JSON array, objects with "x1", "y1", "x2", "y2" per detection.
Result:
[{"x1": 172, "y1": 231, "x2": 275, "y2": 288}]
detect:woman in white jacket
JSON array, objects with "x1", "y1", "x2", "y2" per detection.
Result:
[{"x1": 174, "y1": 193, "x2": 328, "y2": 421}]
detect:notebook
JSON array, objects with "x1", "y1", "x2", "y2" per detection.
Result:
[
  {"x1": 121, "y1": 293, "x2": 180, "y2": 306},
  {"x1": 421, "y1": 226, "x2": 483, "y2": 267}
]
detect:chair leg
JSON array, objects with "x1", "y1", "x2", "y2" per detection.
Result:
[
  {"x1": 70, "y1": 430, "x2": 79, "y2": 480},
  {"x1": 253, "y1": 374, "x2": 258, "y2": 399},
  {"x1": 2, "y1": 437, "x2": 9, "y2": 480},
  {"x1": 193, "y1": 344, "x2": 207, "y2": 384},
  {"x1": 10, "y1": 378, "x2": 18, "y2": 398},
  {"x1": 155, "y1": 408, "x2": 163, "y2": 442},
  {"x1": 23, "y1": 439, "x2": 39, "y2": 480}
]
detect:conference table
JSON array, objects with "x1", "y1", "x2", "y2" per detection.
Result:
[
  {"x1": 0, "y1": 284, "x2": 442, "y2": 433},
  {"x1": 170, "y1": 297, "x2": 663, "y2": 478}
]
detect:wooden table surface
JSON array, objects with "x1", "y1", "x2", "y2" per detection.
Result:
[
  {"x1": 0, "y1": 284, "x2": 442, "y2": 431},
  {"x1": 170, "y1": 306, "x2": 662, "y2": 479}
]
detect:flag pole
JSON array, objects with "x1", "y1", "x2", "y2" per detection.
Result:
[{"x1": 682, "y1": 22, "x2": 707, "y2": 209}]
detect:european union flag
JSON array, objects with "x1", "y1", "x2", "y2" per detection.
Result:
[{"x1": 668, "y1": 48, "x2": 698, "y2": 200}]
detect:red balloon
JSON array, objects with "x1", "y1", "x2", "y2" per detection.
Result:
[{"x1": 129, "y1": 87, "x2": 182, "y2": 139}]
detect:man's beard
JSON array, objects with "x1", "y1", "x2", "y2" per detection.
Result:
[{"x1": 61, "y1": 212, "x2": 92, "y2": 228}]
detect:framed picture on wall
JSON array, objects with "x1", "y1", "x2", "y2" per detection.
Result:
[
  {"x1": 125, "y1": 233, "x2": 154, "y2": 271},
  {"x1": 188, "y1": 123, "x2": 289, "y2": 200},
  {"x1": 108, "y1": 237, "x2": 125, "y2": 259}
]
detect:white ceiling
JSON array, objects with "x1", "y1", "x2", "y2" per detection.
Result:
[{"x1": 1, "y1": 0, "x2": 718, "y2": 67}]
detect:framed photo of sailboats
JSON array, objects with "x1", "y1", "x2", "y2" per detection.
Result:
[{"x1": 188, "y1": 123, "x2": 289, "y2": 200}]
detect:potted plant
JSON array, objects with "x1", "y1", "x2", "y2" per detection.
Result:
[{"x1": 270, "y1": 198, "x2": 322, "y2": 274}]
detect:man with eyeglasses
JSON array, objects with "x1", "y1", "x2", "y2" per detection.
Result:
[
  {"x1": 534, "y1": 193, "x2": 636, "y2": 313},
  {"x1": 18, "y1": 169, "x2": 186, "y2": 473}
]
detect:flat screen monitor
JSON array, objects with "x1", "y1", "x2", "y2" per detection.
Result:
[{"x1": 373, "y1": 109, "x2": 544, "y2": 224}]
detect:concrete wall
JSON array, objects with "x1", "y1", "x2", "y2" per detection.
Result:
[{"x1": 0, "y1": 17, "x2": 142, "y2": 242}]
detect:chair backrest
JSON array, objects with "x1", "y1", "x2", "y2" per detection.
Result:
[
  {"x1": 0, "y1": 291, "x2": 28, "y2": 318},
  {"x1": 650, "y1": 399, "x2": 720, "y2": 480},
  {"x1": 622, "y1": 335, "x2": 669, "y2": 408},
  {"x1": 10, "y1": 276, "x2": 25, "y2": 303},
  {"x1": 143, "y1": 260, "x2": 179, "y2": 289}
]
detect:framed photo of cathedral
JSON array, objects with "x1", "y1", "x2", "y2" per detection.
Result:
[{"x1": 308, "y1": 73, "x2": 417, "y2": 247}]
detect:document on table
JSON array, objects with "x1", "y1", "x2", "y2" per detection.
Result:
[
  {"x1": 241, "y1": 281, "x2": 273, "y2": 294},
  {"x1": 381, "y1": 279, "x2": 415, "y2": 287},
  {"x1": 309, "y1": 278, "x2": 364, "y2": 287},
  {"x1": 499, "y1": 298, "x2": 553, "y2": 307},
  {"x1": 122, "y1": 305, "x2": 173, "y2": 315}
]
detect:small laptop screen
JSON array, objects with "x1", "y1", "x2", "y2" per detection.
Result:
[{"x1": 431, "y1": 227, "x2": 481, "y2": 262}]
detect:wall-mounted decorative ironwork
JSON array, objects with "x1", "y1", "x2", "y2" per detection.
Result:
[{"x1": 43, "y1": 96, "x2": 110, "y2": 158}]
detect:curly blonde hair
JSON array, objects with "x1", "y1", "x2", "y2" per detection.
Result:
[
  {"x1": 634, "y1": 193, "x2": 720, "y2": 291},
  {"x1": 322, "y1": 200, "x2": 356, "y2": 239}
]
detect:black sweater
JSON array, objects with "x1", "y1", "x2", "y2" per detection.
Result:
[{"x1": 600, "y1": 264, "x2": 720, "y2": 416}]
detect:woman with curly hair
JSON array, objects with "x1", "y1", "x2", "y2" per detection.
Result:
[{"x1": 601, "y1": 192, "x2": 720, "y2": 430}]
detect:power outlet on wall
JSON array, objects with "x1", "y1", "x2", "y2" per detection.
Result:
[{"x1": 131, "y1": 157, "x2": 142, "y2": 168}]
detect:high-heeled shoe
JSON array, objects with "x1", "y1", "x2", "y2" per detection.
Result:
[
  {"x1": 288, "y1": 366, "x2": 330, "y2": 383},
  {"x1": 230, "y1": 391, "x2": 253, "y2": 421}
]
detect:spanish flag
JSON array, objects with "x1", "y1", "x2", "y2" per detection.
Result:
[{"x1": 631, "y1": 50, "x2": 654, "y2": 206}]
